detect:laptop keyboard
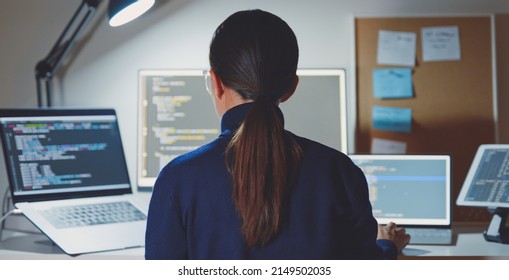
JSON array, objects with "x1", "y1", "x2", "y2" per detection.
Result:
[
  {"x1": 406, "y1": 228, "x2": 452, "y2": 245},
  {"x1": 40, "y1": 201, "x2": 147, "y2": 229}
]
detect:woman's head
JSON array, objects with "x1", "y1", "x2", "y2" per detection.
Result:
[{"x1": 209, "y1": 10, "x2": 299, "y2": 103}]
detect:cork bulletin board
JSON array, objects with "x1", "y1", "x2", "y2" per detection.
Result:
[{"x1": 355, "y1": 16, "x2": 495, "y2": 221}]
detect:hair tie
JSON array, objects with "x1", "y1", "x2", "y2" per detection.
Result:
[
  {"x1": 238, "y1": 89, "x2": 278, "y2": 102},
  {"x1": 256, "y1": 92, "x2": 272, "y2": 98},
  {"x1": 254, "y1": 92, "x2": 278, "y2": 103}
]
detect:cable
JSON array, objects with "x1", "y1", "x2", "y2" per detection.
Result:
[
  {"x1": 1, "y1": 186, "x2": 20, "y2": 241},
  {"x1": 0, "y1": 209, "x2": 22, "y2": 224},
  {"x1": 0, "y1": 208, "x2": 22, "y2": 242}
]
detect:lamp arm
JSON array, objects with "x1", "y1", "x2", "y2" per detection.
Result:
[{"x1": 34, "y1": 0, "x2": 101, "y2": 107}]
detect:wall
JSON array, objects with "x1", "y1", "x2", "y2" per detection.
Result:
[
  {"x1": 496, "y1": 14, "x2": 509, "y2": 144},
  {"x1": 1, "y1": 0, "x2": 509, "y2": 194}
]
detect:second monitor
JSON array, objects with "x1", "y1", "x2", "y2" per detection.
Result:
[{"x1": 137, "y1": 69, "x2": 347, "y2": 190}]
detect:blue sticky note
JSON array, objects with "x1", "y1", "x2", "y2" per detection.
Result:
[
  {"x1": 372, "y1": 68, "x2": 413, "y2": 99},
  {"x1": 372, "y1": 106, "x2": 412, "y2": 133}
]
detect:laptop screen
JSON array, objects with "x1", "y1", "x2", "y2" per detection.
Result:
[
  {"x1": 0, "y1": 109, "x2": 131, "y2": 203},
  {"x1": 349, "y1": 154, "x2": 451, "y2": 226}
]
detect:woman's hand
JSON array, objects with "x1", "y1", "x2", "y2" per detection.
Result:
[{"x1": 377, "y1": 222, "x2": 411, "y2": 254}]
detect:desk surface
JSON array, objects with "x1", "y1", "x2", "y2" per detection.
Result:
[
  {"x1": 1, "y1": 222, "x2": 508, "y2": 259},
  {"x1": 0, "y1": 229, "x2": 144, "y2": 259},
  {"x1": 403, "y1": 228, "x2": 509, "y2": 259}
]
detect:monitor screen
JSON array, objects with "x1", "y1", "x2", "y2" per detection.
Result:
[
  {"x1": 457, "y1": 144, "x2": 509, "y2": 208},
  {"x1": 137, "y1": 69, "x2": 347, "y2": 190},
  {"x1": 350, "y1": 154, "x2": 451, "y2": 226},
  {"x1": 0, "y1": 109, "x2": 131, "y2": 202}
]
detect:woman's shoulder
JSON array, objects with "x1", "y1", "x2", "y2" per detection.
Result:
[
  {"x1": 159, "y1": 137, "x2": 227, "y2": 175},
  {"x1": 290, "y1": 132, "x2": 350, "y2": 161},
  {"x1": 289, "y1": 132, "x2": 362, "y2": 179}
]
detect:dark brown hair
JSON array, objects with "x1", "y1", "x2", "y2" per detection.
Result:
[{"x1": 209, "y1": 10, "x2": 302, "y2": 246}]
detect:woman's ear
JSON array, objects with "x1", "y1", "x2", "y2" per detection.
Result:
[
  {"x1": 210, "y1": 70, "x2": 225, "y2": 100},
  {"x1": 279, "y1": 75, "x2": 299, "y2": 103}
]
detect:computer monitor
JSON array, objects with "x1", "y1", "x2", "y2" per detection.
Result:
[{"x1": 137, "y1": 69, "x2": 347, "y2": 190}]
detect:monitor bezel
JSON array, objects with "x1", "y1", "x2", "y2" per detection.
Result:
[
  {"x1": 456, "y1": 144, "x2": 509, "y2": 208},
  {"x1": 0, "y1": 108, "x2": 132, "y2": 204},
  {"x1": 136, "y1": 69, "x2": 348, "y2": 191}
]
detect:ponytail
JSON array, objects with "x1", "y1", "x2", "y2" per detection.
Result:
[{"x1": 226, "y1": 95, "x2": 302, "y2": 247}]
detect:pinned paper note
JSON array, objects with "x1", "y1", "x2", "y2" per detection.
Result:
[
  {"x1": 422, "y1": 26, "x2": 461, "y2": 62},
  {"x1": 371, "y1": 138, "x2": 407, "y2": 154},
  {"x1": 372, "y1": 68, "x2": 413, "y2": 99},
  {"x1": 377, "y1": 30, "x2": 417, "y2": 67},
  {"x1": 372, "y1": 106, "x2": 412, "y2": 133}
]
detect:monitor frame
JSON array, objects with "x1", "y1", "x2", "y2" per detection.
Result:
[{"x1": 137, "y1": 69, "x2": 348, "y2": 191}]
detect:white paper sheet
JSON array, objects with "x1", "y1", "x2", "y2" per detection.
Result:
[
  {"x1": 371, "y1": 138, "x2": 407, "y2": 154},
  {"x1": 421, "y1": 26, "x2": 461, "y2": 62},
  {"x1": 377, "y1": 30, "x2": 417, "y2": 67}
]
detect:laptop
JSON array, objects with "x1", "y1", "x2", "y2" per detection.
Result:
[
  {"x1": 349, "y1": 154, "x2": 453, "y2": 245},
  {"x1": 0, "y1": 108, "x2": 147, "y2": 255}
]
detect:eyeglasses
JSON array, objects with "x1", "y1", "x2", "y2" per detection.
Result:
[{"x1": 203, "y1": 69, "x2": 213, "y2": 96}]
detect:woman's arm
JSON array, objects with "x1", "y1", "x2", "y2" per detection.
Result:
[{"x1": 145, "y1": 166, "x2": 188, "y2": 259}]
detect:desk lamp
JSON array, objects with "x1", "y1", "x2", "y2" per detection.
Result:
[{"x1": 34, "y1": 0, "x2": 155, "y2": 107}]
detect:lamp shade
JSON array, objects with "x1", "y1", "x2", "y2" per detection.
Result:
[{"x1": 108, "y1": 0, "x2": 155, "y2": 27}]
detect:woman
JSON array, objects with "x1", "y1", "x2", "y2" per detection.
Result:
[{"x1": 145, "y1": 9, "x2": 409, "y2": 259}]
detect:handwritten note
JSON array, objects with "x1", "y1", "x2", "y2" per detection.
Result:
[
  {"x1": 372, "y1": 106, "x2": 412, "y2": 133},
  {"x1": 377, "y1": 30, "x2": 417, "y2": 67},
  {"x1": 371, "y1": 138, "x2": 407, "y2": 154},
  {"x1": 422, "y1": 26, "x2": 461, "y2": 62},
  {"x1": 372, "y1": 68, "x2": 413, "y2": 99}
]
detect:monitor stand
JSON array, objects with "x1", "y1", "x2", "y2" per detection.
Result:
[{"x1": 483, "y1": 208, "x2": 509, "y2": 244}]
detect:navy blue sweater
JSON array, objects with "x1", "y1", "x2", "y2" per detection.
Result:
[{"x1": 145, "y1": 103, "x2": 397, "y2": 259}]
